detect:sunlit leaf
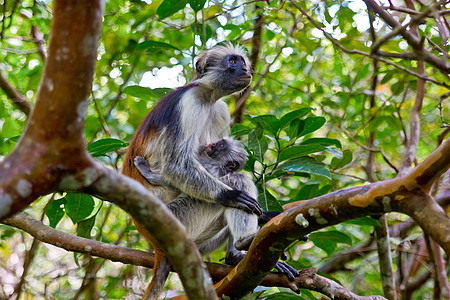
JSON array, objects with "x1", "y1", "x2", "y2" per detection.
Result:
[
  {"x1": 157, "y1": 0, "x2": 188, "y2": 19},
  {"x1": 46, "y1": 198, "x2": 66, "y2": 228},
  {"x1": 64, "y1": 193, "x2": 95, "y2": 224},
  {"x1": 136, "y1": 40, "x2": 180, "y2": 51},
  {"x1": 87, "y1": 138, "x2": 129, "y2": 157},
  {"x1": 275, "y1": 157, "x2": 331, "y2": 179},
  {"x1": 77, "y1": 215, "x2": 96, "y2": 238},
  {"x1": 279, "y1": 144, "x2": 326, "y2": 161}
]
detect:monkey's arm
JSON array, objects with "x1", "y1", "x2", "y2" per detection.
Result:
[
  {"x1": 134, "y1": 156, "x2": 173, "y2": 187},
  {"x1": 161, "y1": 152, "x2": 262, "y2": 216}
]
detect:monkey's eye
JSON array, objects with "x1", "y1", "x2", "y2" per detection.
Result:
[{"x1": 229, "y1": 58, "x2": 236, "y2": 64}]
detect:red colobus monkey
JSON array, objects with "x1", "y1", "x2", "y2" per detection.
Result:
[{"x1": 122, "y1": 43, "x2": 297, "y2": 299}]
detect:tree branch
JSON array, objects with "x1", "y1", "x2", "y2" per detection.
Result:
[
  {"x1": 289, "y1": 0, "x2": 450, "y2": 87},
  {"x1": 0, "y1": 71, "x2": 33, "y2": 116},
  {"x1": 398, "y1": 0, "x2": 426, "y2": 177},
  {"x1": 0, "y1": 1, "x2": 217, "y2": 299},
  {"x1": 1, "y1": 212, "x2": 332, "y2": 294},
  {"x1": 212, "y1": 138, "x2": 450, "y2": 298},
  {"x1": 363, "y1": 0, "x2": 450, "y2": 74}
]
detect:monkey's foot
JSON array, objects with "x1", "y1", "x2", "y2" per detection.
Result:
[
  {"x1": 234, "y1": 234, "x2": 256, "y2": 251},
  {"x1": 134, "y1": 156, "x2": 151, "y2": 174},
  {"x1": 224, "y1": 250, "x2": 245, "y2": 266},
  {"x1": 275, "y1": 261, "x2": 299, "y2": 281}
]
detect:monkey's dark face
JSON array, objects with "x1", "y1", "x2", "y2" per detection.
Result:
[
  {"x1": 218, "y1": 55, "x2": 252, "y2": 92},
  {"x1": 205, "y1": 139, "x2": 228, "y2": 159}
]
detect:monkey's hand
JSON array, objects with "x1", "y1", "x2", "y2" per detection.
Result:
[
  {"x1": 134, "y1": 156, "x2": 165, "y2": 186},
  {"x1": 218, "y1": 190, "x2": 262, "y2": 216},
  {"x1": 275, "y1": 261, "x2": 299, "y2": 281}
]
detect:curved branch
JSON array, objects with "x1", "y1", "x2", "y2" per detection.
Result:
[
  {"x1": 213, "y1": 138, "x2": 450, "y2": 298},
  {"x1": 0, "y1": 1, "x2": 217, "y2": 299},
  {"x1": 2, "y1": 212, "x2": 316, "y2": 291},
  {"x1": 83, "y1": 164, "x2": 217, "y2": 299}
]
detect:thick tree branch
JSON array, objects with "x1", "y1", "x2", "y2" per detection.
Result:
[
  {"x1": 211, "y1": 138, "x2": 450, "y2": 298},
  {"x1": 1, "y1": 212, "x2": 327, "y2": 293},
  {"x1": 0, "y1": 1, "x2": 217, "y2": 299}
]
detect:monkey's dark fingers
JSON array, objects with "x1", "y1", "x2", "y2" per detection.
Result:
[
  {"x1": 234, "y1": 233, "x2": 256, "y2": 251},
  {"x1": 218, "y1": 190, "x2": 262, "y2": 215},
  {"x1": 274, "y1": 261, "x2": 299, "y2": 281},
  {"x1": 280, "y1": 252, "x2": 288, "y2": 260},
  {"x1": 258, "y1": 210, "x2": 282, "y2": 224},
  {"x1": 237, "y1": 192, "x2": 263, "y2": 216}
]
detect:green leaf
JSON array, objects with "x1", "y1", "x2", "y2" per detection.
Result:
[
  {"x1": 301, "y1": 138, "x2": 342, "y2": 149},
  {"x1": 248, "y1": 125, "x2": 268, "y2": 162},
  {"x1": 257, "y1": 187, "x2": 283, "y2": 212},
  {"x1": 188, "y1": 0, "x2": 206, "y2": 12},
  {"x1": 3, "y1": 135, "x2": 21, "y2": 143},
  {"x1": 295, "y1": 183, "x2": 331, "y2": 201},
  {"x1": 275, "y1": 157, "x2": 331, "y2": 179},
  {"x1": 87, "y1": 138, "x2": 129, "y2": 157},
  {"x1": 77, "y1": 215, "x2": 96, "y2": 238},
  {"x1": 279, "y1": 144, "x2": 326, "y2": 162},
  {"x1": 123, "y1": 85, "x2": 171, "y2": 99},
  {"x1": 231, "y1": 123, "x2": 252, "y2": 139},
  {"x1": 309, "y1": 231, "x2": 352, "y2": 255},
  {"x1": 299, "y1": 116, "x2": 326, "y2": 137},
  {"x1": 2, "y1": 118, "x2": 21, "y2": 138},
  {"x1": 325, "y1": 146, "x2": 343, "y2": 159},
  {"x1": 331, "y1": 150, "x2": 352, "y2": 169},
  {"x1": 286, "y1": 118, "x2": 305, "y2": 141},
  {"x1": 279, "y1": 108, "x2": 312, "y2": 130},
  {"x1": 157, "y1": 0, "x2": 188, "y2": 19},
  {"x1": 136, "y1": 40, "x2": 180, "y2": 51},
  {"x1": 249, "y1": 115, "x2": 280, "y2": 136},
  {"x1": 64, "y1": 193, "x2": 95, "y2": 224},
  {"x1": 46, "y1": 198, "x2": 66, "y2": 228},
  {"x1": 355, "y1": 63, "x2": 370, "y2": 83},
  {"x1": 344, "y1": 216, "x2": 381, "y2": 227}
]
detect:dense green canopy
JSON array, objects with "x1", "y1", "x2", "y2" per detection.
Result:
[{"x1": 0, "y1": 0, "x2": 449, "y2": 299}]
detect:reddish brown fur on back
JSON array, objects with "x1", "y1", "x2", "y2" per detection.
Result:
[{"x1": 122, "y1": 123, "x2": 165, "y2": 297}]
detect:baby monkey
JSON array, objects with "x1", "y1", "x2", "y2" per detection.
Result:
[
  {"x1": 135, "y1": 138, "x2": 247, "y2": 189},
  {"x1": 134, "y1": 138, "x2": 298, "y2": 277}
]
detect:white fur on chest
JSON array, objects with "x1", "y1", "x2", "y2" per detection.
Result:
[{"x1": 180, "y1": 90, "x2": 230, "y2": 146}]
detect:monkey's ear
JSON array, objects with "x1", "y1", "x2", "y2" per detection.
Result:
[{"x1": 195, "y1": 60, "x2": 205, "y2": 78}]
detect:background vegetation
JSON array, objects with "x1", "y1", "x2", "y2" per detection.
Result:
[{"x1": 0, "y1": 0, "x2": 449, "y2": 299}]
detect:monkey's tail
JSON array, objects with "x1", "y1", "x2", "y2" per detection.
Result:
[
  {"x1": 143, "y1": 250, "x2": 171, "y2": 300},
  {"x1": 133, "y1": 218, "x2": 171, "y2": 300}
]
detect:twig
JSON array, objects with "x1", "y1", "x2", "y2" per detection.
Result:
[
  {"x1": 232, "y1": 11, "x2": 298, "y2": 118},
  {"x1": 0, "y1": 71, "x2": 33, "y2": 115},
  {"x1": 371, "y1": 1, "x2": 446, "y2": 52},
  {"x1": 289, "y1": 0, "x2": 450, "y2": 88},
  {"x1": 398, "y1": 0, "x2": 426, "y2": 177},
  {"x1": 374, "y1": 215, "x2": 397, "y2": 299},
  {"x1": 437, "y1": 97, "x2": 450, "y2": 128},
  {"x1": 363, "y1": 0, "x2": 450, "y2": 74}
]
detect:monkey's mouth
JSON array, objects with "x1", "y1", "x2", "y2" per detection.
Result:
[
  {"x1": 205, "y1": 143, "x2": 218, "y2": 158},
  {"x1": 238, "y1": 75, "x2": 252, "y2": 85}
]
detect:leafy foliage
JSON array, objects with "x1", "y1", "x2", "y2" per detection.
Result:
[{"x1": 0, "y1": 0, "x2": 448, "y2": 299}]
